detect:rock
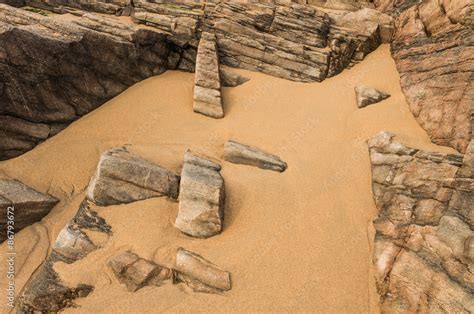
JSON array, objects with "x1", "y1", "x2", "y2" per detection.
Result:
[
  {"x1": 337, "y1": 8, "x2": 394, "y2": 43},
  {"x1": 86, "y1": 147, "x2": 180, "y2": 206},
  {"x1": 193, "y1": 32, "x2": 224, "y2": 118},
  {"x1": 219, "y1": 68, "x2": 250, "y2": 87},
  {"x1": 175, "y1": 150, "x2": 225, "y2": 238},
  {"x1": 108, "y1": 251, "x2": 171, "y2": 292},
  {"x1": 0, "y1": 178, "x2": 59, "y2": 243},
  {"x1": 223, "y1": 140, "x2": 287, "y2": 172},
  {"x1": 18, "y1": 199, "x2": 110, "y2": 312},
  {"x1": 375, "y1": 0, "x2": 474, "y2": 153},
  {"x1": 174, "y1": 248, "x2": 231, "y2": 293},
  {"x1": 368, "y1": 132, "x2": 474, "y2": 313},
  {"x1": 355, "y1": 86, "x2": 390, "y2": 108}
]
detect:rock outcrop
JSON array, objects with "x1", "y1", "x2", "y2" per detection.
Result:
[
  {"x1": 368, "y1": 132, "x2": 474, "y2": 313},
  {"x1": 0, "y1": 178, "x2": 59, "y2": 242},
  {"x1": 86, "y1": 147, "x2": 180, "y2": 206},
  {"x1": 220, "y1": 68, "x2": 250, "y2": 87},
  {"x1": 193, "y1": 32, "x2": 224, "y2": 118},
  {"x1": 175, "y1": 151, "x2": 225, "y2": 238},
  {"x1": 224, "y1": 140, "x2": 287, "y2": 172},
  {"x1": 18, "y1": 199, "x2": 111, "y2": 312},
  {"x1": 355, "y1": 85, "x2": 390, "y2": 108},
  {"x1": 375, "y1": 0, "x2": 474, "y2": 153}
]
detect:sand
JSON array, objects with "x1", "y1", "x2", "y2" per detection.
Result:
[{"x1": 0, "y1": 45, "x2": 456, "y2": 313}]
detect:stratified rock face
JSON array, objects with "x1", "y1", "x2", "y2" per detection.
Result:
[
  {"x1": 224, "y1": 140, "x2": 287, "y2": 172},
  {"x1": 0, "y1": 4, "x2": 174, "y2": 160},
  {"x1": 368, "y1": 132, "x2": 474, "y2": 313},
  {"x1": 174, "y1": 248, "x2": 231, "y2": 293},
  {"x1": 355, "y1": 86, "x2": 390, "y2": 108},
  {"x1": 175, "y1": 151, "x2": 225, "y2": 238},
  {"x1": 0, "y1": 179, "x2": 59, "y2": 242},
  {"x1": 19, "y1": 200, "x2": 111, "y2": 312},
  {"x1": 193, "y1": 32, "x2": 224, "y2": 118},
  {"x1": 87, "y1": 147, "x2": 180, "y2": 206},
  {"x1": 375, "y1": 0, "x2": 474, "y2": 153}
]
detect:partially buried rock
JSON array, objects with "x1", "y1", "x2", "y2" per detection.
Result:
[
  {"x1": 0, "y1": 178, "x2": 59, "y2": 242},
  {"x1": 175, "y1": 150, "x2": 225, "y2": 238},
  {"x1": 224, "y1": 140, "x2": 287, "y2": 172},
  {"x1": 355, "y1": 86, "x2": 390, "y2": 108},
  {"x1": 86, "y1": 147, "x2": 180, "y2": 206},
  {"x1": 174, "y1": 248, "x2": 231, "y2": 293},
  {"x1": 219, "y1": 68, "x2": 250, "y2": 87}
]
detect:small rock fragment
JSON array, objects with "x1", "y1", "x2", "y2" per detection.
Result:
[
  {"x1": 175, "y1": 150, "x2": 225, "y2": 238},
  {"x1": 174, "y1": 248, "x2": 231, "y2": 293},
  {"x1": 0, "y1": 178, "x2": 59, "y2": 242},
  {"x1": 355, "y1": 86, "x2": 390, "y2": 108},
  {"x1": 223, "y1": 140, "x2": 287, "y2": 172},
  {"x1": 220, "y1": 68, "x2": 250, "y2": 87},
  {"x1": 86, "y1": 147, "x2": 180, "y2": 206}
]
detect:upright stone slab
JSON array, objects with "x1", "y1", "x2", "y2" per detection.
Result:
[
  {"x1": 175, "y1": 151, "x2": 225, "y2": 238},
  {"x1": 193, "y1": 32, "x2": 224, "y2": 119},
  {"x1": 0, "y1": 179, "x2": 59, "y2": 242}
]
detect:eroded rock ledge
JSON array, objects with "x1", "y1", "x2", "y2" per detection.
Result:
[{"x1": 368, "y1": 132, "x2": 474, "y2": 313}]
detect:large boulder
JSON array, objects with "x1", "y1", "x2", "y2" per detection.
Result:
[
  {"x1": 175, "y1": 151, "x2": 225, "y2": 238},
  {"x1": 0, "y1": 178, "x2": 58, "y2": 243},
  {"x1": 87, "y1": 147, "x2": 180, "y2": 206},
  {"x1": 368, "y1": 132, "x2": 474, "y2": 313},
  {"x1": 224, "y1": 140, "x2": 287, "y2": 172}
]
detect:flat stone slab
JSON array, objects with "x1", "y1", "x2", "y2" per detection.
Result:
[
  {"x1": 86, "y1": 147, "x2": 180, "y2": 206},
  {"x1": 174, "y1": 248, "x2": 231, "y2": 293},
  {"x1": 0, "y1": 178, "x2": 58, "y2": 242},
  {"x1": 223, "y1": 140, "x2": 287, "y2": 172},
  {"x1": 355, "y1": 85, "x2": 390, "y2": 108},
  {"x1": 175, "y1": 150, "x2": 225, "y2": 238}
]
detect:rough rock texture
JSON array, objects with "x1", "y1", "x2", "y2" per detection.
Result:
[
  {"x1": 108, "y1": 251, "x2": 172, "y2": 292},
  {"x1": 175, "y1": 151, "x2": 225, "y2": 238},
  {"x1": 375, "y1": 0, "x2": 474, "y2": 153},
  {"x1": 336, "y1": 8, "x2": 394, "y2": 43},
  {"x1": 0, "y1": 4, "x2": 176, "y2": 160},
  {"x1": 0, "y1": 178, "x2": 59, "y2": 242},
  {"x1": 86, "y1": 147, "x2": 180, "y2": 206},
  {"x1": 174, "y1": 247, "x2": 232, "y2": 293},
  {"x1": 355, "y1": 85, "x2": 390, "y2": 108},
  {"x1": 18, "y1": 199, "x2": 111, "y2": 312},
  {"x1": 368, "y1": 132, "x2": 474, "y2": 313},
  {"x1": 193, "y1": 32, "x2": 224, "y2": 118},
  {"x1": 220, "y1": 68, "x2": 250, "y2": 87},
  {"x1": 224, "y1": 140, "x2": 288, "y2": 172}
]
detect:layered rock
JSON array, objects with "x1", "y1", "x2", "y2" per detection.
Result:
[
  {"x1": 0, "y1": 178, "x2": 59, "y2": 242},
  {"x1": 355, "y1": 85, "x2": 390, "y2": 108},
  {"x1": 175, "y1": 151, "x2": 225, "y2": 238},
  {"x1": 368, "y1": 132, "x2": 474, "y2": 313},
  {"x1": 224, "y1": 140, "x2": 287, "y2": 172},
  {"x1": 86, "y1": 147, "x2": 180, "y2": 206},
  {"x1": 220, "y1": 68, "x2": 250, "y2": 87},
  {"x1": 18, "y1": 199, "x2": 111, "y2": 312},
  {"x1": 375, "y1": 0, "x2": 474, "y2": 153},
  {"x1": 193, "y1": 32, "x2": 224, "y2": 118}
]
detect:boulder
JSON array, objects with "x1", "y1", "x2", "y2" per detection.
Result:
[
  {"x1": 368, "y1": 132, "x2": 474, "y2": 313},
  {"x1": 354, "y1": 86, "x2": 390, "y2": 108},
  {"x1": 86, "y1": 147, "x2": 180, "y2": 206},
  {"x1": 175, "y1": 150, "x2": 225, "y2": 238},
  {"x1": 337, "y1": 8, "x2": 394, "y2": 43},
  {"x1": 193, "y1": 32, "x2": 224, "y2": 118},
  {"x1": 224, "y1": 140, "x2": 287, "y2": 172},
  {"x1": 0, "y1": 178, "x2": 59, "y2": 242},
  {"x1": 174, "y1": 248, "x2": 231, "y2": 293}
]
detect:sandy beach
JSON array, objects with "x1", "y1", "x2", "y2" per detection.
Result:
[{"x1": 0, "y1": 45, "x2": 456, "y2": 313}]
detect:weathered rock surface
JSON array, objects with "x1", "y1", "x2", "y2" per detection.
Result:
[
  {"x1": 108, "y1": 251, "x2": 172, "y2": 292},
  {"x1": 18, "y1": 199, "x2": 111, "y2": 312},
  {"x1": 368, "y1": 132, "x2": 474, "y2": 313},
  {"x1": 0, "y1": 178, "x2": 59, "y2": 242},
  {"x1": 193, "y1": 32, "x2": 224, "y2": 118},
  {"x1": 175, "y1": 150, "x2": 225, "y2": 238},
  {"x1": 336, "y1": 8, "x2": 394, "y2": 43},
  {"x1": 355, "y1": 85, "x2": 390, "y2": 108},
  {"x1": 86, "y1": 147, "x2": 180, "y2": 206},
  {"x1": 220, "y1": 68, "x2": 250, "y2": 87},
  {"x1": 174, "y1": 247, "x2": 231, "y2": 293},
  {"x1": 375, "y1": 0, "x2": 474, "y2": 153},
  {"x1": 224, "y1": 140, "x2": 287, "y2": 172}
]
